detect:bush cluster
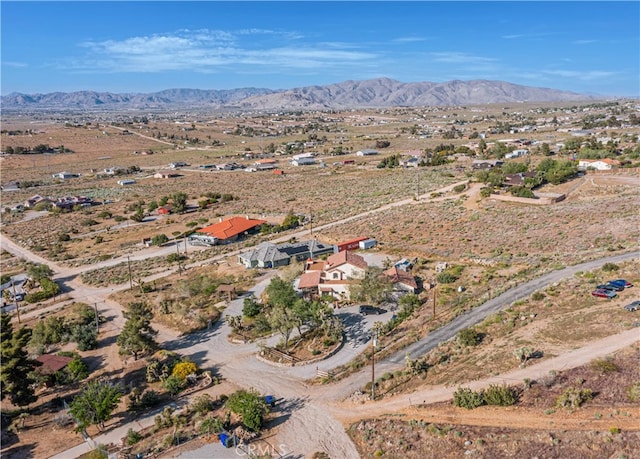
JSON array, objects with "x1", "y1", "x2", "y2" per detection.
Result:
[{"x1": 453, "y1": 384, "x2": 518, "y2": 409}]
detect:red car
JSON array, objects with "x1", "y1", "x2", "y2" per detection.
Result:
[{"x1": 592, "y1": 289, "x2": 616, "y2": 299}]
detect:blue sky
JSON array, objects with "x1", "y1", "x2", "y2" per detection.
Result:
[{"x1": 1, "y1": 1, "x2": 638, "y2": 96}]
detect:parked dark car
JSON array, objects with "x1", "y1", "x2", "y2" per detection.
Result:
[
  {"x1": 597, "y1": 283, "x2": 624, "y2": 292},
  {"x1": 359, "y1": 305, "x2": 386, "y2": 315},
  {"x1": 591, "y1": 289, "x2": 617, "y2": 299},
  {"x1": 609, "y1": 279, "x2": 633, "y2": 288},
  {"x1": 624, "y1": 301, "x2": 640, "y2": 312}
]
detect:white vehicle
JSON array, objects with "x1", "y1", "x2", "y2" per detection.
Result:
[{"x1": 188, "y1": 234, "x2": 218, "y2": 247}]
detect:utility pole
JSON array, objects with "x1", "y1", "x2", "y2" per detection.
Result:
[
  {"x1": 309, "y1": 208, "x2": 313, "y2": 237},
  {"x1": 432, "y1": 282, "x2": 437, "y2": 320},
  {"x1": 11, "y1": 280, "x2": 21, "y2": 324},
  {"x1": 371, "y1": 329, "x2": 379, "y2": 401},
  {"x1": 127, "y1": 256, "x2": 133, "y2": 290},
  {"x1": 94, "y1": 302, "x2": 99, "y2": 332}
]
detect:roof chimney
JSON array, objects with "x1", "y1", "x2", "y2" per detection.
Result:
[
  {"x1": 246, "y1": 215, "x2": 249, "y2": 220},
  {"x1": 219, "y1": 217, "x2": 223, "y2": 223}
]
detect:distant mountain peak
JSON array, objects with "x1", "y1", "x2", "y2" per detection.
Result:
[{"x1": 1, "y1": 78, "x2": 594, "y2": 111}]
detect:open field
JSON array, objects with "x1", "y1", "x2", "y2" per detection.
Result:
[{"x1": 1, "y1": 101, "x2": 639, "y2": 458}]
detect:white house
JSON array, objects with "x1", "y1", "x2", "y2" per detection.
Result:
[
  {"x1": 292, "y1": 152, "x2": 316, "y2": 161},
  {"x1": 356, "y1": 149, "x2": 378, "y2": 156},
  {"x1": 505, "y1": 149, "x2": 529, "y2": 159},
  {"x1": 577, "y1": 158, "x2": 620, "y2": 171},
  {"x1": 291, "y1": 157, "x2": 316, "y2": 166},
  {"x1": 52, "y1": 171, "x2": 79, "y2": 180}
]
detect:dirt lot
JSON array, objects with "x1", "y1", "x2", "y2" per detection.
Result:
[{"x1": 348, "y1": 346, "x2": 640, "y2": 458}]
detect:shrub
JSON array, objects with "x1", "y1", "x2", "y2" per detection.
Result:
[
  {"x1": 225, "y1": 389, "x2": 268, "y2": 432},
  {"x1": 72, "y1": 324, "x2": 97, "y2": 351},
  {"x1": 190, "y1": 395, "x2": 213, "y2": 415},
  {"x1": 453, "y1": 184, "x2": 467, "y2": 193},
  {"x1": 627, "y1": 382, "x2": 640, "y2": 402},
  {"x1": 166, "y1": 253, "x2": 183, "y2": 263},
  {"x1": 199, "y1": 416, "x2": 224, "y2": 435},
  {"x1": 242, "y1": 297, "x2": 261, "y2": 318},
  {"x1": 64, "y1": 357, "x2": 90, "y2": 382},
  {"x1": 591, "y1": 358, "x2": 618, "y2": 374},
  {"x1": 483, "y1": 384, "x2": 518, "y2": 406},
  {"x1": 531, "y1": 291, "x2": 545, "y2": 301},
  {"x1": 172, "y1": 361, "x2": 198, "y2": 382},
  {"x1": 457, "y1": 328, "x2": 482, "y2": 347},
  {"x1": 58, "y1": 232, "x2": 71, "y2": 242},
  {"x1": 125, "y1": 428, "x2": 143, "y2": 445},
  {"x1": 151, "y1": 234, "x2": 169, "y2": 246},
  {"x1": 81, "y1": 219, "x2": 98, "y2": 227},
  {"x1": 453, "y1": 387, "x2": 485, "y2": 409},
  {"x1": 609, "y1": 426, "x2": 621, "y2": 435},
  {"x1": 436, "y1": 272, "x2": 457, "y2": 284},
  {"x1": 556, "y1": 387, "x2": 593, "y2": 408},
  {"x1": 163, "y1": 375, "x2": 184, "y2": 396},
  {"x1": 601, "y1": 263, "x2": 619, "y2": 272}
]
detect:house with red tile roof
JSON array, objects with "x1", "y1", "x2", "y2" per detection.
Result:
[
  {"x1": 296, "y1": 250, "x2": 368, "y2": 301},
  {"x1": 324, "y1": 250, "x2": 368, "y2": 281},
  {"x1": 384, "y1": 266, "x2": 418, "y2": 293},
  {"x1": 197, "y1": 216, "x2": 266, "y2": 243}
]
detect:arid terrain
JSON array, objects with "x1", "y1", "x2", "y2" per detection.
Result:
[{"x1": 1, "y1": 101, "x2": 639, "y2": 458}]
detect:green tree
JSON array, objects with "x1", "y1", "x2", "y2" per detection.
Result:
[
  {"x1": 225, "y1": 389, "x2": 268, "y2": 432},
  {"x1": 351, "y1": 266, "x2": 393, "y2": 304},
  {"x1": 280, "y1": 212, "x2": 300, "y2": 231},
  {"x1": 130, "y1": 208, "x2": 144, "y2": 222},
  {"x1": 171, "y1": 192, "x2": 188, "y2": 213},
  {"x1": 63, "y1": 356, "x2": 90, "y2": 383},
  {"x1": 151, "y1": 234, "x2": 169, "y2": 246},
  {"x1": 0, "y1": 314, "x2": 40, "y2": 406},
  {"x1": 117, "y1": 302, "x2": 157, "y2": 360},
  {"x1": 242, "y1": 296, "x2": 262, "y2": 318},
  {"x1": 267, "y1": 304, "x2": 297, "y2": 350},
  {"x1": 501, "y1": 162, "x2": 528, "y2": 174},
  {"x1": 265, "y1": 277, "x2": 298, "y2": 309},
  {"x1": 26, "y1": 263, "x2": 54, "y2": 281},
  {"x1": 163, "y1": 375, "x2": 185, "y2": 396},
  {"x1": 71, "y1": 323, "x2": 98, "y2": 351},
  {"x1": 69, "y1": 380, "x2": 122, "y2": 431}
]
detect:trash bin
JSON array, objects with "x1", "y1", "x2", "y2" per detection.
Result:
[
  {"x1": 265, "y1": 395, "x2": 275, "y2": 407},
  {"x1": 218, "y1": 433, "x2": 231, "y2": 448}
]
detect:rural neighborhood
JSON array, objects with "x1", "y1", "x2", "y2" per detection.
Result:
[{"x1": 1, "y1": 95, "x2": 639, "y2": 459}]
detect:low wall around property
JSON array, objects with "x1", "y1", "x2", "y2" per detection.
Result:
[{"x1": 489, "y1": 193, "x2": 565, "y2": 205}]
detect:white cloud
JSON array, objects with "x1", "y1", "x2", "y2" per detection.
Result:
[
  {"x1": 69, "y1": 29, "x2": 376, "y2": 73},
  {"x1": 393, "y1": 36, "x2": 426, "y2": 43},
  {"x1": 572, "y1": 39, "x2": 597, "y2": 45},
  {"x1": 2, "y1": 61, "x2": 28, "y2": 68},
  {"x1": 542, "y1": 69, "x2": 617, "y2": 81},
  {"x1": 430, "y1": 52, "x2": 497, "y2": 64}
]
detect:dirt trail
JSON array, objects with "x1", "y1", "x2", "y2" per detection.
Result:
[{"x1": 330, "y1": 326, "x2": 640, "y2": 426}]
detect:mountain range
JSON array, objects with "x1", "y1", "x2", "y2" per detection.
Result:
[{"x1": 1, "y1": 78, "x2": 595, "y2": 111}]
